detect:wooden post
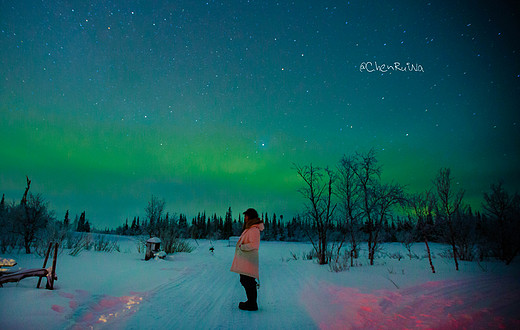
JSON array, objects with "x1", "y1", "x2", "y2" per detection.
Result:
[
  {"x1": 37, "y1": 242, "x2": 53, "y2": 288},
  {"x1": 47, "y1": 243, "x2": 59, "y2": 290}
]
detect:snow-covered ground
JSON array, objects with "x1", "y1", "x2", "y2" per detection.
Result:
[{"x1": 1, "y1": 237, "x2": 519, "y2": 329}]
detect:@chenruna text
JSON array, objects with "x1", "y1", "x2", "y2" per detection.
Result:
[{"x1": 359, "y1": 61, "x2": 424, "y2": 73}]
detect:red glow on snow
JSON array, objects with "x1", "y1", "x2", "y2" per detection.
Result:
[
  {"x1": 51, "y1": 289, "x2": 149, "y2": 329},
  {"x1": 59, "y1": 292, "x2": 74, "y2": 299},
  {"x1": 51, "y1": 305, "x2": 66, "y2": 313},
  {"x1": 90, "y1": 294, "x2": 144, "y2": 324},
  {"x1": 302, "y1": 276, "x2": 520, "y2": 329}
]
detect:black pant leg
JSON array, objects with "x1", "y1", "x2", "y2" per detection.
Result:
[
  {"x1": 240, "y1": 274, "x2": 256, "y2": 288},
  {"x1": 239, "y1": 275, "x2": 257, "y2": 305}
]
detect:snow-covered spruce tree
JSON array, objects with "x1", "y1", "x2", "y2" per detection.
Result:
[
  {"x1": 433, "y1": 168, "x2": 464, "y2": 271},
  {"x1": 295, "y1": 163, "x2": 336, "y2": 265}
]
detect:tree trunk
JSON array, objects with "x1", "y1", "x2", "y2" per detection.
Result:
[
  {"x1": 449, "y1": 235, "x2": 459, "y2": 271},
  {"x1": 424, "y1": 237, "x2": 435, "y2": 273},
  {"x1": 451, "y1": 241, "x2": 459, "y2": 271},
  {"x1": 367, "y1": 224, "x2": 374, "y2": 265},
  {"x1": 448, "y1": 221, "x2": 459, "y2": 271},
  {"x1": 369, "y1": 242, "x2": 375, "y2": 265},
  {"x1": 21, "y1": 176, "x2": 31, "y2": 206}
]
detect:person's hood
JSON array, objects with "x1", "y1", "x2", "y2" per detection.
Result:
[{"x1": 250, "y1": 222, "x2": 265, "y2": 232}]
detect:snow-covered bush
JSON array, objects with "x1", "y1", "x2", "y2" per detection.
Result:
[
  {"x1": 387, "y1": 251, "x2": 404, "y2": 261},
  {"x1": 69, "y1": 237, "x2": 85, "y2": 256},
  {"x1": 135, "y1": 236, "x2": 147, "y2": 253},
  {"x1": 68, "y1": 233, "x2": 120, "y2": 256},
  {"x1": 34, "y1": 220, "x2": 68, "y2": 257},
  {"x1": 302, "y1": 249, "x2": 317, "y2": 260},
  {"x1": 92, "y1": 235, "x2": 120, "y2": 252},
  {"x1": 163, "y1": 238, "x2": 194, "y2": 254},
  {"x1": 329, "y1": 250, "x2": 350, "y2": 272}
]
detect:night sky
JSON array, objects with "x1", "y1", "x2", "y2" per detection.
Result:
[{"x1": 1, "y1": 1, "x2": 519, "y2": 229}]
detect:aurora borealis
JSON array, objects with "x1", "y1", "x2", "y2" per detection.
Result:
[{"x1": 1, "y1": 1, "x2": 519, "y2": 228}]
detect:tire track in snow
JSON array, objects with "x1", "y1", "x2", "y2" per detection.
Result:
[
  {"x1": 123, "y1": 253, "x2": 244, "y2": 329},
  {"x1": 121, "y1": 250, "x2": 319, "y2": 329}
]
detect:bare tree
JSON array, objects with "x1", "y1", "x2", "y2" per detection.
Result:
[
  {"x1": 352, "y1": 150, "x2": 404, "y2": 265},
  {"x1": 14, "y1": 193, "x2": 54, "y2": 254},
  {"x1": 11, "y1": 177, "x2": 52, "y2": 254},
  {"x1": 368, "y1": 182, "x2": 405, "y2": 265},
  {"x1": 353, "y1": 150, "x2": 380, "y2": 265},
  {"x1": 483, "y1": 182, "x2": 520, "y2": 264},
  {"x1": 337, "y1": 155, "x2": 363, "y2": 266},
  {"x1": 295, "y1": 164, "x2": 336, "y2": 265},
  {"x1": 145, "y1": 195, "x2": 165, "y2": 238},
  {"x1": 408, "y1": 190, "x2": 436, "y2": 273},
  {"x1": 434, "y1": 168, "x2": 464, "y2": 271},
  {"x1": 21, "y1": 176, "x2": 31, "y2": 206}
]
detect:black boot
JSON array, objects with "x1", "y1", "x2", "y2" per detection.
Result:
[
  {"x1": 244, "y1": 284, "x2": 258, "y2": 311},
  {"x1": 239, "y1": 275, "x2": 258, "y2": 311}
]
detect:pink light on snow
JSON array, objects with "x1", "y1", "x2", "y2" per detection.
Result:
[
  {"x1": 96, "y1": 295, "x2": 144, "y2": 323},
  {"x1": 52, "y1": 290, "x2": 149, "y2": 329},
  {"x1": 301, "y1": 275, "x2": 520, "y2": 329},
  {"x1": 51, "y1": 305, "x2": 66, "y2": 313}
]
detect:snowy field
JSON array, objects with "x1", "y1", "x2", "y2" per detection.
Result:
[{"x1": 1, "y1": 236, "x2": 519, "y2": 329}]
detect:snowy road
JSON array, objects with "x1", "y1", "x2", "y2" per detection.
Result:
[{"x1": 120, "y1": 244, "x2": 317, "y2": 329}]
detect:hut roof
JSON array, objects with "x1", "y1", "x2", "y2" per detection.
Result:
[{"x1": 147, "y1": 237, "x2": 161, "y2": 243}]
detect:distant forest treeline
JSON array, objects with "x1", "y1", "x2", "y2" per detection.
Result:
[{"x1": 1, "y1": 150, "x2": 519, "y2": 268}]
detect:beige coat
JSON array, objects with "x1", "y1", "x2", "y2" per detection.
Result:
[{"x1": 230, "y1": 223, "x2": 264, "y2": 279}]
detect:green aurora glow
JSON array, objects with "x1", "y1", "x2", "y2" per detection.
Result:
[{"x1": 1, "y1": 1, "x2": 519, "y2": 228}]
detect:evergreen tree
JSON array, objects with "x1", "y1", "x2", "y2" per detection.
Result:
[
  {"x1": 77, "y1": 211, "x2": 86, "y2": 232},
  {"x1": 264, "y1": 213, "x2": 270, "y2": 240},
  {"x1": 63, "y1": 210, "x2": 70, "y2": 228},
  {"x1": 272, "y1": 213, "x2": 278, "y2": 239},
  {"x1": 223, "y1": 207, "x2": 233, "y2": 239},
  {"x1": 131, "y1": 217, "x2": 137, "y2": 232}
]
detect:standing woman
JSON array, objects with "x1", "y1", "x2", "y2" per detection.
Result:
[{"x1": 230, "y1": 208, "x2": 264, "y2": 311}]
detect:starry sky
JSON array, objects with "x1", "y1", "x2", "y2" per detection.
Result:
[{"x1": 1, "y1": 0, "x2": 519, "y2": 229}]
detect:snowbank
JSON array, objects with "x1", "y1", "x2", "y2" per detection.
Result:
[{"x1": 1, "y1": 238, "x2": 519, "y2": 329}]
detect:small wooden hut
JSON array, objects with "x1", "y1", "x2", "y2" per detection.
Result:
[{"x1": 145, "y1": 237, "x2": 162, "y2": 261}]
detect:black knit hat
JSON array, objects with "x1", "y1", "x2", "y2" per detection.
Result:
[{"x1": 243, "y1": 208, "x2": 259, "y2": 219}]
